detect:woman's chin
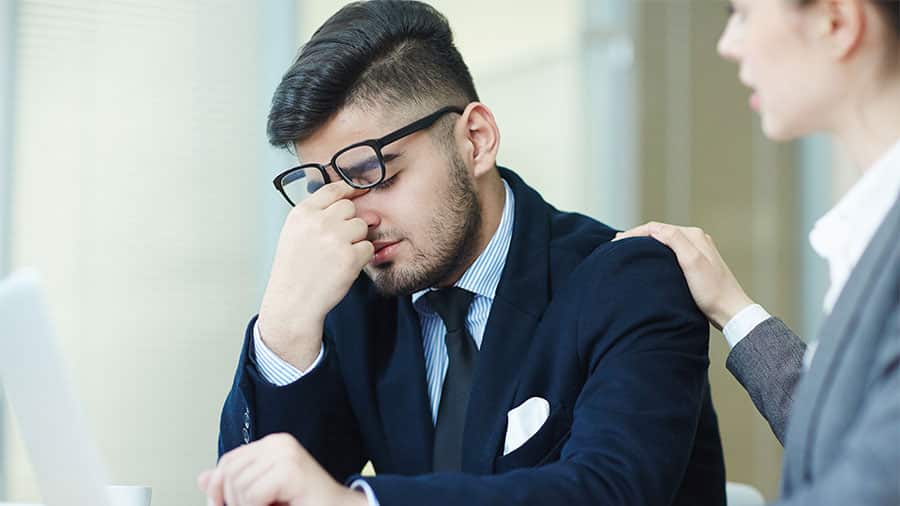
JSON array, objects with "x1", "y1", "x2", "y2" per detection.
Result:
[{"x1": 760, "y1": 115, "x2": 803, "y2": 143}]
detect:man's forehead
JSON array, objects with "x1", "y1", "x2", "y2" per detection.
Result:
[{"x1": 293, "y1": 102, "x2": 419, "y2": 163}]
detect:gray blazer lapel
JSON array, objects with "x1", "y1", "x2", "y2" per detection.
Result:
[{"x1": 782, "y1": 197, "x2": 900, "y2": 490}]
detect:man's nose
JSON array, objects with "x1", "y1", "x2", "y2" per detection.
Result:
[{"x1": 354, "y1": 207, "x2": 381, "y2": 229}]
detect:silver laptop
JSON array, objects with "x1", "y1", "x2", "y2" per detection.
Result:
[{"x1": 0, "y1": 269, "x2": 110, "y2": 506}]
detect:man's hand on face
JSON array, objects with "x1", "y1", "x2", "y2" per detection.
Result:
[
  {"x1": 197, "y1": 433, "x2": 368, "y2": 506},
  {"x1": 257, "y1": 182, "x2": 374, "y2": 370}
]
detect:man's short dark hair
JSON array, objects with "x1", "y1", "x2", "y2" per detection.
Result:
[{"x1": 267, "y1": 0, "x2": 480, "y2": 151}]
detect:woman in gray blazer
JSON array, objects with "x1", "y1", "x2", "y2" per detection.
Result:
[{"x1": 617, "y1": 0, "x2": 899, "y2": 505}]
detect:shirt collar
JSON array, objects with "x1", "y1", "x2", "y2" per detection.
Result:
[
  {"x1": 809, "y1": 137, "x2": 900, "y2": 309},
  {"x1": 411, "y1": 178, "x2": 515, "y2": 307}
]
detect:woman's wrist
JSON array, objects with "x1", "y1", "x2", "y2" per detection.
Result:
[{"x1": 710, "y1": 292, "x2": 755, "y2": 330}]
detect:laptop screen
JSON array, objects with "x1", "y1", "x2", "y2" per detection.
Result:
[{"x1": 0, "y1": 270, "x2": 110, "y2": 506}]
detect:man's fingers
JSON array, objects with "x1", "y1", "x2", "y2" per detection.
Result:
[
  {"x1": 205, "y1": 444, "x2": 257, "y2": 506},
  {"x1": 237, "y1": 455, "x2": 296, "y2": 506},
  {"x1": 204, "y1": 467, "x2": 226, "y2": 506},
  {"x1": 240, "y1": 463, "x2": 288, "y2": 506},
  {"x1": 241, "y1": 473, "x2": 281, "y2": 506},
  {"x1": 235, "y1": 459, "x2": 277, "y2": 504},
  {"x1": 224, "y1": 471, "x2": 241, "y2": 506},
  {"x1": 323, "y1": 198, "x2": 357, "y2": 221},
  {"x1": 226, "y1": 458, "x2": 266, "y2": 506},
  {"x1": 306, "y1": 181, "x2": 367, "y2": 210},
  {"x1": 337, "y1": 217, "x2": 369, "y2": 244},
  {"x1": 197, "y1": 470, "x2": 213, "y2": 493},
  {"x1": 352, "y1": 240, "x2": 375, "y2": 267},
  {"x1": 206, "y1": 466, "x2": 233, "y2": 506}
]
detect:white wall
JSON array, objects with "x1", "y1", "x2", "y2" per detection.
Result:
[
  {"x1": 0, "y1": 0, "x2": 17, "y2": 498},
  {"x1": 0, "y1": 0, "x2": 13, "y2": 275},
  {"x1": 4, "y1": 1, "x2": 274, "y2": 504}
]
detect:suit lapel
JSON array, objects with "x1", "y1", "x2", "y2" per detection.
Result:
[
  {"x1": 374, "y1": 296, "x2": 435, "y2": 474},
  {"x1": 461, "y1": 169, "x2": 552, "y2": 473},
  {"x1": 782, "y1": 198, "x2": 900, "y2": 488}
]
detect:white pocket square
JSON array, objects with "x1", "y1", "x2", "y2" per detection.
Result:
[{"x1": 503, "y1": 396, "x2": 550, "y2": 456}]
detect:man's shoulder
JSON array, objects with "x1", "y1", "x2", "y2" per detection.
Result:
[
  {"x1": 500, "y1": 166, "x2": 617, "y2": 260},
  {"x1": 561, "y1": 236, "x2": 707, "y2": 358},
  {"x1": 545, "y1": 208, "x2": 617, "y2": 268},
  {"x1": 545, "y1": 207, "x2": 680, "y2": 282},
  {"x1": 549, "y1": 234, "x2": 701, "y2": 338},
  {"x1": 560, "y1": 236, "x2": 687, "y2": 304}
]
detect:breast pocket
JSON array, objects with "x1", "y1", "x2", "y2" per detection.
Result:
[{"x1": 494, "y1": 405, "x2": 572, "y2": 473}]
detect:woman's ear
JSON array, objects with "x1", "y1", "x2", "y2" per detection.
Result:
[{"x1": 820, "y1": 0, "x2": 867, "y2": 60}]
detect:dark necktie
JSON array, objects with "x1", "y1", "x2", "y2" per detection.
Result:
[{"x1": 425, "y1": 287, "x2": 477, "y2": 472}]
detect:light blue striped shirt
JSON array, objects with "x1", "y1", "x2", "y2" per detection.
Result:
[
  {"x1": 254, "y1": 179, "x2": 515, "y2": 425},
  {"x1": 412, "y1": 179, "x2": 514, "y2": 423}
]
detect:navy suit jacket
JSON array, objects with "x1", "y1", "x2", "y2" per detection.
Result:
[{"x1": 219, "y1": 168, "x2": 726, "y2": 506}]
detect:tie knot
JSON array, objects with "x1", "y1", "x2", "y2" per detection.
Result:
[{"x1": 425, "y1": 287, "x2": 474, "y2": 333}]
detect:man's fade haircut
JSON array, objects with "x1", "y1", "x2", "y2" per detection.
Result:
[{"x1": 267, "y1": 0, "x2": 480, "y2": 151}]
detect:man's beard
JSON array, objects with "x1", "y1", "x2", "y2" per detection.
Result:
[{"x1": 363, "y1": 154, "x2": 482, "y2": 297}]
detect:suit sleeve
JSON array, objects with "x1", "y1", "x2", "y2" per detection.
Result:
[
  {"x1": 217, "y1": 315, "x2": 367, "y2": 482},
  {"x1": 356, "y1": 238, "x2": 720, "y2": 506},
  {"x1": 726, "y1": 317, "x2": 807, "y2": 444},
  {"x1": 770, "y1": 306, "x2": 900, "y2": 506}
]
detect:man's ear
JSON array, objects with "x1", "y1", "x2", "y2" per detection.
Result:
[{"x1": 457, "y1": 102, "x2": 500, "y2": 178}]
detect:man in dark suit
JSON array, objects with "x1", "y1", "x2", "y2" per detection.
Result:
[{"x1": 198, "y1": 2, "x2": 725, "y2": 505}]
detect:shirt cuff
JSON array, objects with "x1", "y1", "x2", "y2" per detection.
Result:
[
  {"x1": 350, "y1": 479, "x2": 380, "y2": 506},
  {"x1": 253, "y1": 321, "x2": 325, "y2": 386},
  {"x1": 722, "y1": 304, "x2": 771, "y2": 349}
]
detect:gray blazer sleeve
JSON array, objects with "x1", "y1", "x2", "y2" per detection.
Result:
[{"x1": 725, "y1": 317, "x2": 806, "y2": 445}]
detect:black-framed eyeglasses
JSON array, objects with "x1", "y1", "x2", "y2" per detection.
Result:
[{"x1": 273, "y1": 105, "x2": 465, "y2": 206}]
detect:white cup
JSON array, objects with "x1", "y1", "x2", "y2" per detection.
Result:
[{"x1": 107, "y1": 485, "x2": 152, "y2": 506}]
